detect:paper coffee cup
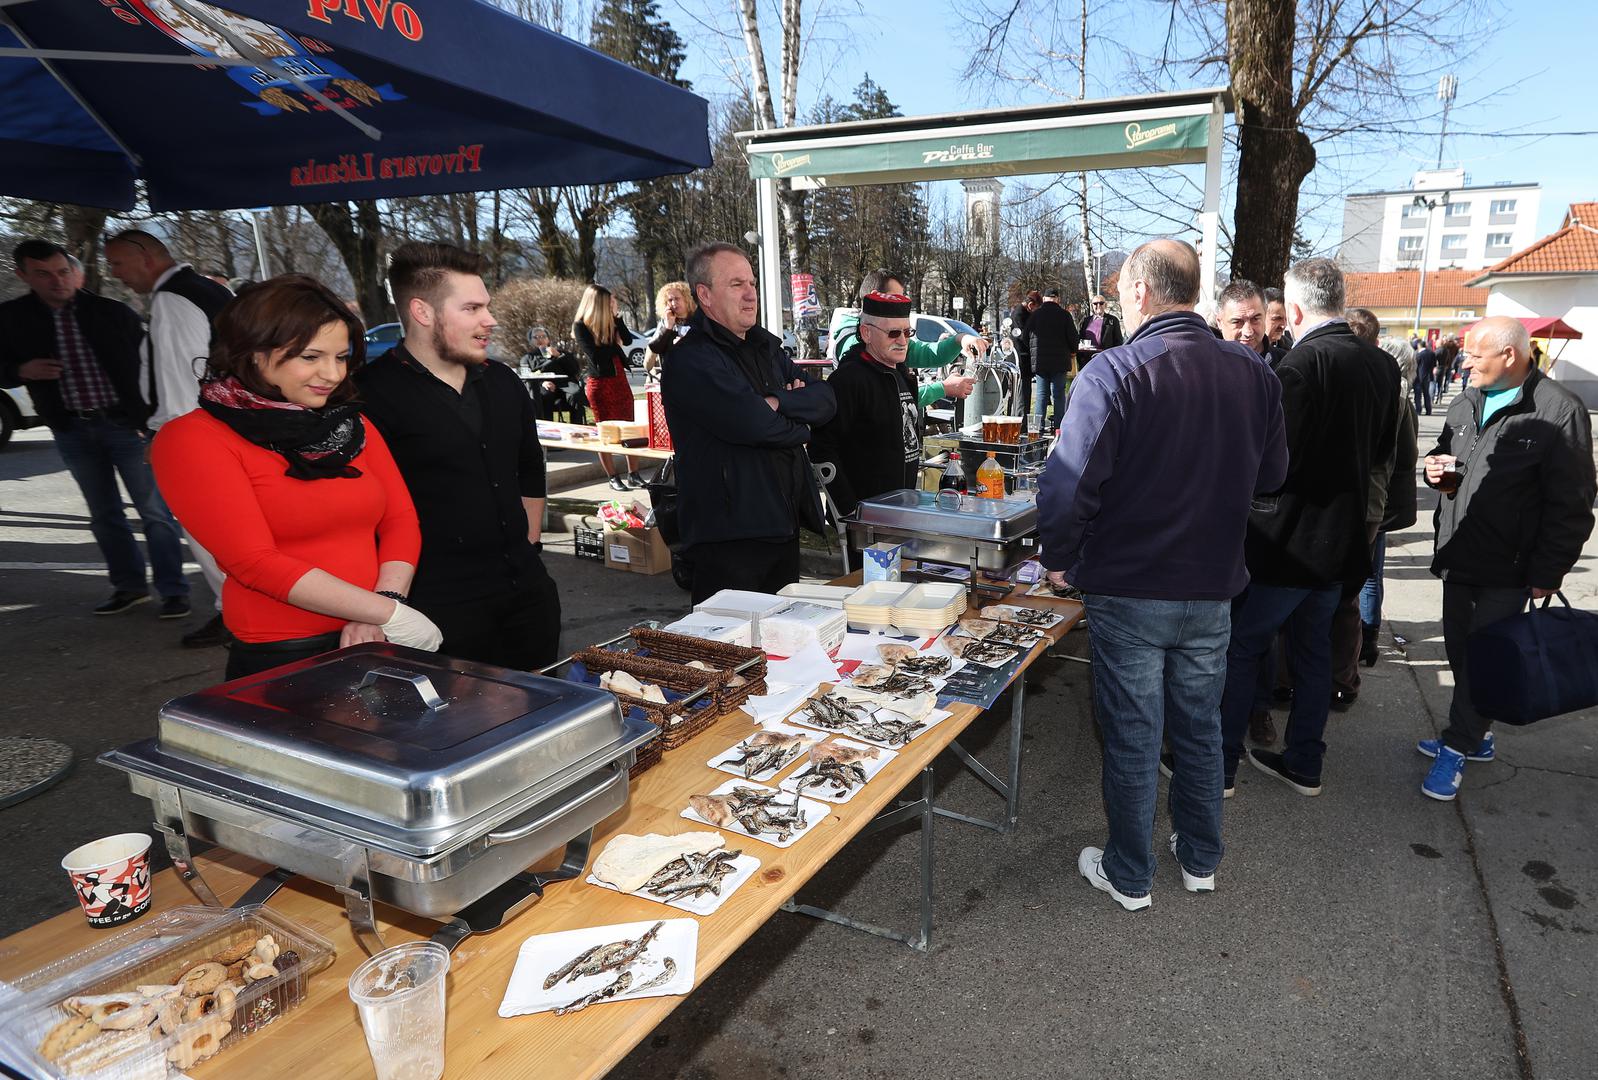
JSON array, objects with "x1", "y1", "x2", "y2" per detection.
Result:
[{"x1": 62, "y1": 833, "x2": 152, "y2": 928}]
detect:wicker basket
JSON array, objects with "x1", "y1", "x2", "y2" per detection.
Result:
[
  {"x1": 626, "y1": 627, "x2": 770, "y2": 714},
  {"x1": 573, "y1": 647, "x2": 726, "y2": 750},
  {"x1": 628, "y1": 736, "x2": 663, "y2": 779}
]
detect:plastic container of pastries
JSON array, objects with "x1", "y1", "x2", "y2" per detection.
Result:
[{"x1": 0, "y1": 904, "x2": 334, "y2": 1079}]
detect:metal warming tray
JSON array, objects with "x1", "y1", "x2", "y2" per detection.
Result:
[
  {"x1": 846, "y1": 489, "x2": 1040, "y2": 574},
  {"x1": 101, "y1": 643, "x2": 655, "y2": 953}
]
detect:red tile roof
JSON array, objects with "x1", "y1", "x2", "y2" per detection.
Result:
[
  {"x1": 1344, "y1": 268, "x2": 1488, "y2": 309},
  {"x1": 1470, "y1": 202, "x2": 1598, "y2": 279}
]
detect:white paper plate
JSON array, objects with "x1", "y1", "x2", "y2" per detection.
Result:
[
  {"x1": 983, "y1": 604, "x2": 1065, "y2": 629},
  {"x1": 680, "y1": 778, "x2": 830, "y2": 848},
  {"x1": 500, "y1": 918, "x2": 696, "y2": 1017},
  {"x1": 585, "y1": 852, "x2": 761, "y2": 916},
  {"x1": 788, "y1": 698, "x2": 954, "y2": 749},
  {"x1": 778, "y1": 738, "x2": 897, "y2": 803},
  {"x1": 706, "y1": 723, "x2": 818, "y2": 782}
]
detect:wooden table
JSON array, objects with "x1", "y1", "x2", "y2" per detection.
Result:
[
  {"x1": 0, "y1": 590, "x2": 1081, "y2": 1080},
  {"x1": 538, "y1": 428, "x2": 673, "y2": 463}
]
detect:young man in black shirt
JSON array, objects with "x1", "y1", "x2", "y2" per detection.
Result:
[{"x1": 356, "y1": 242, "x2": 560, "y2": 669}]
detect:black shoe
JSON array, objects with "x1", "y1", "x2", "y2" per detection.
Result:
[
  {"x1": 1359, "y1": 625, "x2": 1379, "y2": 668},
  {"x1": 1246, "y1": 748, "x2": 1322, "y2": 796},
  {"x1": 1330, "y1": 688, "x2": 1357, "y2": 712},
  {"x1": 626, "y1": 471, "x2": 649, "y2": 490},
  {"x1": 607, "y1": 475, "x2": 631, "y2": 492},
  {"x1": 181, "y1": 613, "x2": 230, "y2": 649},
  {"x1": 94, "y1": 590, "x2": 149, "y2": 616},
  {"x1": 158, "y1": 595, "x2": 191, "y2": 620}
]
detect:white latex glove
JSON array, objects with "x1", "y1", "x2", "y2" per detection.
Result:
[{"x1": 381, "y1": 601, "x2": 444, "y2": 652}]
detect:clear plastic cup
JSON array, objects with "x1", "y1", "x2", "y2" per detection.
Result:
[{"x1": 348, "y1": 941, "x2": 451, "y2": 1080}]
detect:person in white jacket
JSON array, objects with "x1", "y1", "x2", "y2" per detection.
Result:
[{"x1": 105, "y1": 230, "x2": 235, "y2": 647}]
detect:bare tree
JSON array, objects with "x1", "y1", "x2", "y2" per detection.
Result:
[{"x1": 960, "y1": 0, "x2": 1472, "y2": 285}]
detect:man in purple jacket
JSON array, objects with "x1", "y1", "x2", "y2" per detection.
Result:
[{"x1": 1037, "y1": 239, "x2": 1287, "y2": 911}]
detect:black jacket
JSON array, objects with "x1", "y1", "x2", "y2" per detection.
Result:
[
  {"x1": 1008, "y1": 304, "x2": 1032, "y2": 362},
  {"x1": 1245, "y1": 321, "x2": 1400, "y2": 587},
  {"x1": 356, "y1": 345, "x2": 548, "y2": 606},
  {"x1": 1027, "y1": 301, "x2": 1077, "y2": 376},
  {"x1": 0, "y1": 289, "x2": 149, "y2": 427},
  {"x1": 1380, "y1": 395, "x2": 1420, "y2": 533},
  {"x1": 1079, "y1": 310, "x2": 1124, "y2": 351},
  {"x1": 809, "y1": 347, "x2": 922, "y2": 516},
  {"x1": 661, "y1": 311, "x2": 837, "y2": 548},
  {"x1": 1427, "y1": 368, "x2": 1595, "y2": 589},
  {"x1": 571, "y1": 317, "x2": 632, "y2": 382}
]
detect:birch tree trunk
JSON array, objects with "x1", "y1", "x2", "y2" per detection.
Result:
[{"x1": 1077, "y1": 0, "x2": 1094, "y2": 302}]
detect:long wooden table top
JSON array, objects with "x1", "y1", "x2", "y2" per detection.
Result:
[
  {"x1": 0, "y1": 588, "x2": 1081, "y2": 1080},
  {"x1": 539, "y1": 435, "x2": 674, "y2": 462}
]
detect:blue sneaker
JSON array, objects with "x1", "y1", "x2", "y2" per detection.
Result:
[
  {"x1": 1422, "y1": 746, "x2": 1466, "y2": 801},
  {"x1": 1417, "y1": 733, "x2": 1494, "y2": 762}
]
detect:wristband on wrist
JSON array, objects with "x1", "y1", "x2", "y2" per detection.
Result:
[{"x1": 377, "y1": 590, "x2": 409, "y2": 607}]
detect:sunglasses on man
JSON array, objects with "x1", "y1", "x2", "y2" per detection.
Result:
[{"x1": 867, "y1": 324, "x2": 914, "y2": 340}]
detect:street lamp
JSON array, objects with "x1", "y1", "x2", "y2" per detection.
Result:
[{"x1": 1411, "y1": 190, "x2": 1449, "y2": 333}]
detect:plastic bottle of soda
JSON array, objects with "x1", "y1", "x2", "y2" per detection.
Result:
[
  {"x1": 940, "y1": 451, "x2": 966, "y2": 494},
  {"x1": 976, "y1": 452, "x2": 1005, "y2": 499}
]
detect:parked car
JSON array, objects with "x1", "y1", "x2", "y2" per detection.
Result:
[
  {"x1": 780, "y1": 327, "x2": 831, "y2": 360},
  {"x1": 913, "y1": 314, "x2": 982, "y2": 346},
  {"x1": 1, "y1": 386, "x2": 44, "y2": 446},
  {"x1": 363, "y1": 322, "x2": 404, "y2": 358},
  {"x1": 623, "y1": 327, "x2": 651, "y2": 366}
]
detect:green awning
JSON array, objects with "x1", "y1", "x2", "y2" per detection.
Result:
[{"x1": 747, "y1": 111, "x2": 1214, "y2": 189}]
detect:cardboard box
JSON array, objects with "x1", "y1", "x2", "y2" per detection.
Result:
[
  {"x1": 603, "y1": 525, "x2": 672, "y2": 575},
  {"x1": 862, "y1": 542, "x2": 904, "y2": 583}
]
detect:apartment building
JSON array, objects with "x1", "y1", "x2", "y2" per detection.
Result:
[{"x1": 1338, "y1": 168, "x2": 1542, "y2": 273}]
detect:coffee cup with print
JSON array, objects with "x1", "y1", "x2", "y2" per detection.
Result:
[{"x1": 62, "y1": 833, "x2": 152, "y2": 927}]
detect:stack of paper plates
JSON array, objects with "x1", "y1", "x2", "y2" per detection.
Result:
[
  {"x1": 843, "y1": 581, "x2": 914, "y2": 631},
  {"x1": 889, "y1": 583, "x2": 967, "y2": 634}
]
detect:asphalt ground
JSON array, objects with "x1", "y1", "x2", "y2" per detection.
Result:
[{"x1": 1, "y1": 388, "x2": 1593, "y2": 1079}]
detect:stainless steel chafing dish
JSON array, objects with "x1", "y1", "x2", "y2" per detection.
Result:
[
  {"x1": 844, "y1": 488, "x2": 1040, "y2": 585},
  {"x1": 101, "y1": 643, "x2": 655, "y2": 954}
]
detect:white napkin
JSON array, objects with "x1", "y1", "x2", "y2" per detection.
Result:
[
  {"x1": 765, "y1": 641, "x2": 840, "y2": 687},
  {"x1": 742, "y1": 681, "x2": 816, "y2": 724}
]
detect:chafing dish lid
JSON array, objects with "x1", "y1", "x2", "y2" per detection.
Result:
[
  {"x1": 144, "y1": 644, "x2": 632, "y2": 834},
  {"x1": 850, "y1": 488, "x2": 1039, "y2": 540}
]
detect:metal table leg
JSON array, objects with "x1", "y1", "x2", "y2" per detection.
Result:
[
  {"x1": 937, "y1": 670, "x2": 1027, "y2": 833},
  {"x1": 784, "y1": 764, "x2": 935, "y2": 952}
]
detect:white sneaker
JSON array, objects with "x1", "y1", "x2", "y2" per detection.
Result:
[
  {"x1": 1078, "y1": 847, "x2": 1151, "y2": 911},
  {"x1": 1168, "y1": 833, "x2": 1216, "y2": 893}
]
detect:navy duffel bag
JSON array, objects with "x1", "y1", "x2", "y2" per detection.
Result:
[{"x1": 1468, "y1": 592, "x2": 1598, "y2": 726}]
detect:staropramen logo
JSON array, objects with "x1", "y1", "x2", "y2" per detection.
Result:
[
  {"x1": 1124, "y1": 121, "x2": 1179, "y2": 150},
  {"x1": 770, "y1": 152, "x2": 813, "y2": 175}
]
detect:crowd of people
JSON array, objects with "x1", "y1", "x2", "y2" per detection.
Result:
[
  {"x1": 3, "y1": 231, "x2": 1594, "y2": 917},
  {"x1": 1035, "y1": 239, "x2": 1595, "y2": 911}
]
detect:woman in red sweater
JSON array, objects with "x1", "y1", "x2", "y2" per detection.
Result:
[{"x1": 152, "y1": 275, "x2": 441, "y2": 679}]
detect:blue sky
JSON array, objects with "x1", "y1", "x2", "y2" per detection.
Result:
[{"x1": 667, "y1": 0, "x2": 1595, "y2": 251}]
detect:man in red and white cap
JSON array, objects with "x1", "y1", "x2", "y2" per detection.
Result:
[{"x1": 810, "y1": 292, "x2": 924, "y2": 516}]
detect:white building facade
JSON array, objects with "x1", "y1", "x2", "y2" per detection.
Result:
[{"x1": 1339, "y1": 169, "x2": 1542, "y2": 274}]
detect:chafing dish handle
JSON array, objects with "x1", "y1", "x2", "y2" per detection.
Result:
[
  {"x1": 359, "y1": 666, "x2": 448, "y2": 710},
  {"x1": 484, "y1": 761, "x2": 627, "y2": 846}
]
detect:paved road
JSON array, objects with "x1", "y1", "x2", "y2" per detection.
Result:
[{"x1": 1, "y1": 391, "x2": 1593, "y2": 1079}]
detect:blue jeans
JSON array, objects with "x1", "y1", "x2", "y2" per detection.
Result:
[
  {"x1": 53, "y1": 416, "x2": 188, "y2": 598},
  {"x1": 1358, "y1": 532, "x2": 1387, "y2": 628},
  {"x1": 1413, "y1": 378, "x2": 1433, "y2": 415},
  {"x1": 1032, "y1": 372, "x2": 1067, "y2": 431},
  {"x1": 1082, "y1": 593, "x2": 1231, "y2": 896},
  {"x1": 1220, "y1": 583, "x2": 1341, "y2": 779}
]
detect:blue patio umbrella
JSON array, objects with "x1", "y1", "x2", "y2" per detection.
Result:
[{"x1": 0, "y1": 0, "x2": 711, "y2": 210}]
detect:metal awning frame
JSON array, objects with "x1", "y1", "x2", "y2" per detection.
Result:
[{"x1": 737, "y1": 88, "x2": 1233, "y2": 328}]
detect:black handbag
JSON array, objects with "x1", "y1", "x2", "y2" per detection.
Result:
[
  {"x1": 1467, "y1": 592, "x2": 1598, "y2": 726},
  {"x1": 646, "y1": 456, "x2": 682, "y2": 550}
]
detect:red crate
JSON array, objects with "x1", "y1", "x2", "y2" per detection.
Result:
[{"x1": 646, "y1": 383, "x2": 673, "y2": 451}]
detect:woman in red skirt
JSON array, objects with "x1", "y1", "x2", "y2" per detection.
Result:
[{"x1": 572, "y1": 284, "x2": 644, "y2": 490}]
